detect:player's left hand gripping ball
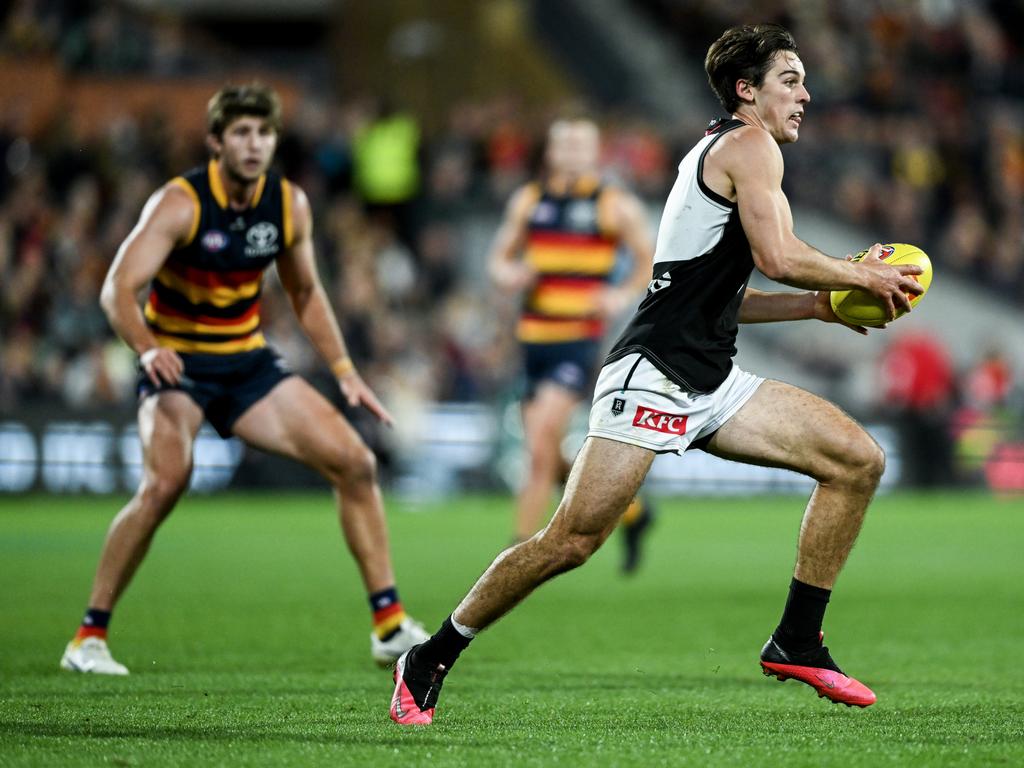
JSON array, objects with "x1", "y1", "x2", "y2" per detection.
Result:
[{"x1": 830, "y1": 243, "x2": 932, "y2": 327}]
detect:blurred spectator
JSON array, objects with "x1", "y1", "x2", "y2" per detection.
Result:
[
  {"x1": 3, "y1": 0, "x2": 1024, "y2": 439},
  {"x1": 953, "y1": 346, "x2": 1019, "y2": 484},
  {"x1": 485, "y1": 97, "x2": 532, "y2": 200},
  {"x1": 352, "y1": 98, "x2": 422, "y2": 251},
  {"x1": 60, "y1": 4, "x2": 148, "y2": 73},
  {"x1": 879, "y1": 331, "x2": 956, "y2": 487},
  {"x1": 641, "y1": 0, "x2": 1024, "y2": 299},
  {"x1": 964, "y1": 347, "x2": 1013, "y2": 411}
]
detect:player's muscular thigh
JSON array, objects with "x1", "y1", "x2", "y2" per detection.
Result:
[
  {"x1": 707, "y1": 380, "x2": 867, "y2": 479},
  {"x1": 549, "y1": 438, "x2": 653, "y2": 538}
]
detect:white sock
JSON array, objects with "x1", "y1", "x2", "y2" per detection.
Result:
[{"x1": 450, "y1": 615, "x2": 478, "y2": 639}]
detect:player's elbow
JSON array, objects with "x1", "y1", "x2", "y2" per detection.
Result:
[
  {"x1": 753, "y1": 252, "x2": 789, "y2": 282},
  {"x1": 488, "y1": 258, "x2": 515, "y2": 290},
  {"x1": 486, "y1": 260, "x2": 503, "y2": 286},
  {"x1": 99, "y1": 276, "x2": 120, "y2": 320},
  {"x1": 285, "y1": 283, "x2": 316, "y2": 312}
]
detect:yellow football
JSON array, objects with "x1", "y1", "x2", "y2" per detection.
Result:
[{"x1": 830, "y1": 243, "x2": 932, "y2": 327}]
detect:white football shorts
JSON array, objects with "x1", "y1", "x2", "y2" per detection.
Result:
[{"x1": 587, "y1": 353, "x2": 764, "y2": 453}]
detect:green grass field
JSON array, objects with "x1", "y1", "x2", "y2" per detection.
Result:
[{"x1": 2, "y1": 491, "x2": 1022, "y2": 767}]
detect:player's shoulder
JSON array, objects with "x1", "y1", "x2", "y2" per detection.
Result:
[
  {"x1": 718, "y1": 124, "x2": 780, "y2": 159},
  {"x1": 507, "y1": 181, "x2": 542, "y2": 217},
  {"x1": 708, "y1": 124, "x2": 782, "y2": 178},
  {"x1": 127, "y1": 177, "x2": 200, "y2": 240},
  {"x1": 514, "y1": 180, "x2": 543, "y2": 202},
  {"x1": 598, "y1": 178, "x2": 639, "y2": 201},
  {"x1": 279, "y1": 173, "x2": 306, "y2": 199},
  {"x1": 597, "y1": 180, "x2": 642, "y2": 216},
  {"x1": 274, "y1": 174, "x2": 308, "y2": 217},
  {"x1": 160, "y1": 175, "x2": 198, "y2": 201},
  {"x1": 148, "y1": 176, "x2": 201, "y2": 222}
]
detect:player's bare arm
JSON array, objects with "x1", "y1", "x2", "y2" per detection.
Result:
[
  {"x1": 737, "y1": 287, "x2": 870, "y2": 335},
  {"x1": 275, "y1": 183, "x2": 393, "y2": 425},
  {"x1": 487, "y1": 184, "x2": 538, "y2": 293},
  {"x1": 715, "y1": 127, "x2": 922, "y2": 319},
  {"x1": 594, "y1": 189, "x2": 655, "y2": 318},
  {"x1": 100, "y1": 183, "x2": 197, "y2": 387}
]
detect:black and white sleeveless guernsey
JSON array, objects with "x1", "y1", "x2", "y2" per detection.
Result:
[{"x1": 604, "y1": 118, "x2": 753, "y2": 394}]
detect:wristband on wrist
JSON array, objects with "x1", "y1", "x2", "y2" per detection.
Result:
[{"x1": 330, "y1": 356, "x2": 355, "y2": 378}]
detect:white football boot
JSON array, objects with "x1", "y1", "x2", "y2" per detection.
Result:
[
  {"x1": 371, "y1": 617, "x2": 431, "y2": 667},
  {"x1": 60, "y1": 637, "x2": 130, "y2": 675}
]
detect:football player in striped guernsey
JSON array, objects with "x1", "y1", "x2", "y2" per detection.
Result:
[
  {"x1": 61, "y1": 84, "x2": 428, "y2": 675},
  {"x1": 488, "y1": 118, "x2": 656, "y2": 570}
]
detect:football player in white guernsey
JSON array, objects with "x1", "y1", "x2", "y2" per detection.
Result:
[{"x1": 390, "y1": 24, "x2": 923, "y2": 723}]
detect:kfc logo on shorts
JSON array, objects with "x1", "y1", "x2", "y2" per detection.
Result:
[{"x1": 632, "y1": 405, "x2": 688, "y2": 435}]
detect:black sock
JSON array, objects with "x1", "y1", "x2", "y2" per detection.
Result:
[
  {"x1": 413, "y1": 616, "x2": 473, "y2": 670},
  {"x1": 82, "y1": 608, "x2": 111, "y2": 630},
  {"x1": 774, "y1": 578, "x2": 831, "y2": 652}
]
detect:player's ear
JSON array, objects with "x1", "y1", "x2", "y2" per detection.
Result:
[
  {"x1": 735, "y1": 79, "x2": 755, "y2": 105},
  {"x1": 205, "y1": 133, "x2": 222, "y2": 158}
]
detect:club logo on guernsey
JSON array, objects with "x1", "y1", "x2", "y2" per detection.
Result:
[
  {"x1": 201, "y1": 230, "x2": 229, "y2": 253},
  {"x1": 633, "y1": 405, "x2": 688, "y2": 435},
  {"x1": 245, "y1": 222, "x2": 279, "y2": 257},
  {"x1": 566, "y1": 200, "x2": 597, "y2": 230}
]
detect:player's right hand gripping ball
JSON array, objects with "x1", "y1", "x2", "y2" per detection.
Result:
[{"x1": 830, "y1": 243, "x2": 932, "y2": 327}]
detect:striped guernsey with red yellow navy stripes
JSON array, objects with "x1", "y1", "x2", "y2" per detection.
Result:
[
  {"x1": 144, "y1": 160, "x2": 294, "y2": 354},
  {"x1": 518, "y1": 176, "x2": 620, "y2": 343}
]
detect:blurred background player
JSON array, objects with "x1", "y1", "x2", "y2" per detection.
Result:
[
  {"x1": 488, "y1": 118, "x2": 655, "y2": 570},
  {"x1": 60, "y1": 84, "x2": 428, "y2": 675}
]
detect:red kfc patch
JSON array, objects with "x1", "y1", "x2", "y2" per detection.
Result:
[{"x1": 632, "y1": 406, "x2": 688, "y2": 435}]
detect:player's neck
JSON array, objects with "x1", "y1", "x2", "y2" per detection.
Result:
[
  {"x1": 732, "y1": 109, "x2": 766, "y2": 132},
  {"x1": 213, "y1": 160, "x2": 261, "y2": 210},
  {"x1": 547, "y1": 171, "x2": 598, "y2": 196}
]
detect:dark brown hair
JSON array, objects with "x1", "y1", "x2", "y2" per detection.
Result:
[
  {"x1": 705, "y1": 24, "x2": 799, "y2": 113},
  {"x1": 206, "y1": 83, "x2": 282, "y2": 137}
]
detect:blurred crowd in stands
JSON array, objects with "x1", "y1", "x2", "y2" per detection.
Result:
[
  {"x1": 1, "y1": 1, "x2": 1021, "y2": 484},
  {"x1": 647, "y1": 0, "x2": 1024, "y2": 299}
]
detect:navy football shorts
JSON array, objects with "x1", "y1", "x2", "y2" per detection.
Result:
[
  {"x1": 522, "y1": 339, "x2": 601, "y2": 401},
  {"x1": 137, "y1": 347, "x2": 294, "y2": 438}
]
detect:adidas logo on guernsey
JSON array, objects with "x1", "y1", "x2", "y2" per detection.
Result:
[{"x1": 648, "y1": 272, "x2": 671, "y2": 294}]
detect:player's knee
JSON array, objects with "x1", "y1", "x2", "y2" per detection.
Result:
[
  {"x1": 859, "y1": 440, "x2": 886, "y2": 486},
  {"x1": 550, "y1": 531, "x2": 600, "y2": 571},
  {"x1": 329, "y1": 443, "x2": 378, "y2": 490},
  {"x1": 139, "y1": 470, "x2": 190, "y2": 518},
  {"x1": 839, "y1": 433, "x2": 886, "y2": 489},
  {"x1": 527, "y1": 441, "x2": 562, "y2": 475}
]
